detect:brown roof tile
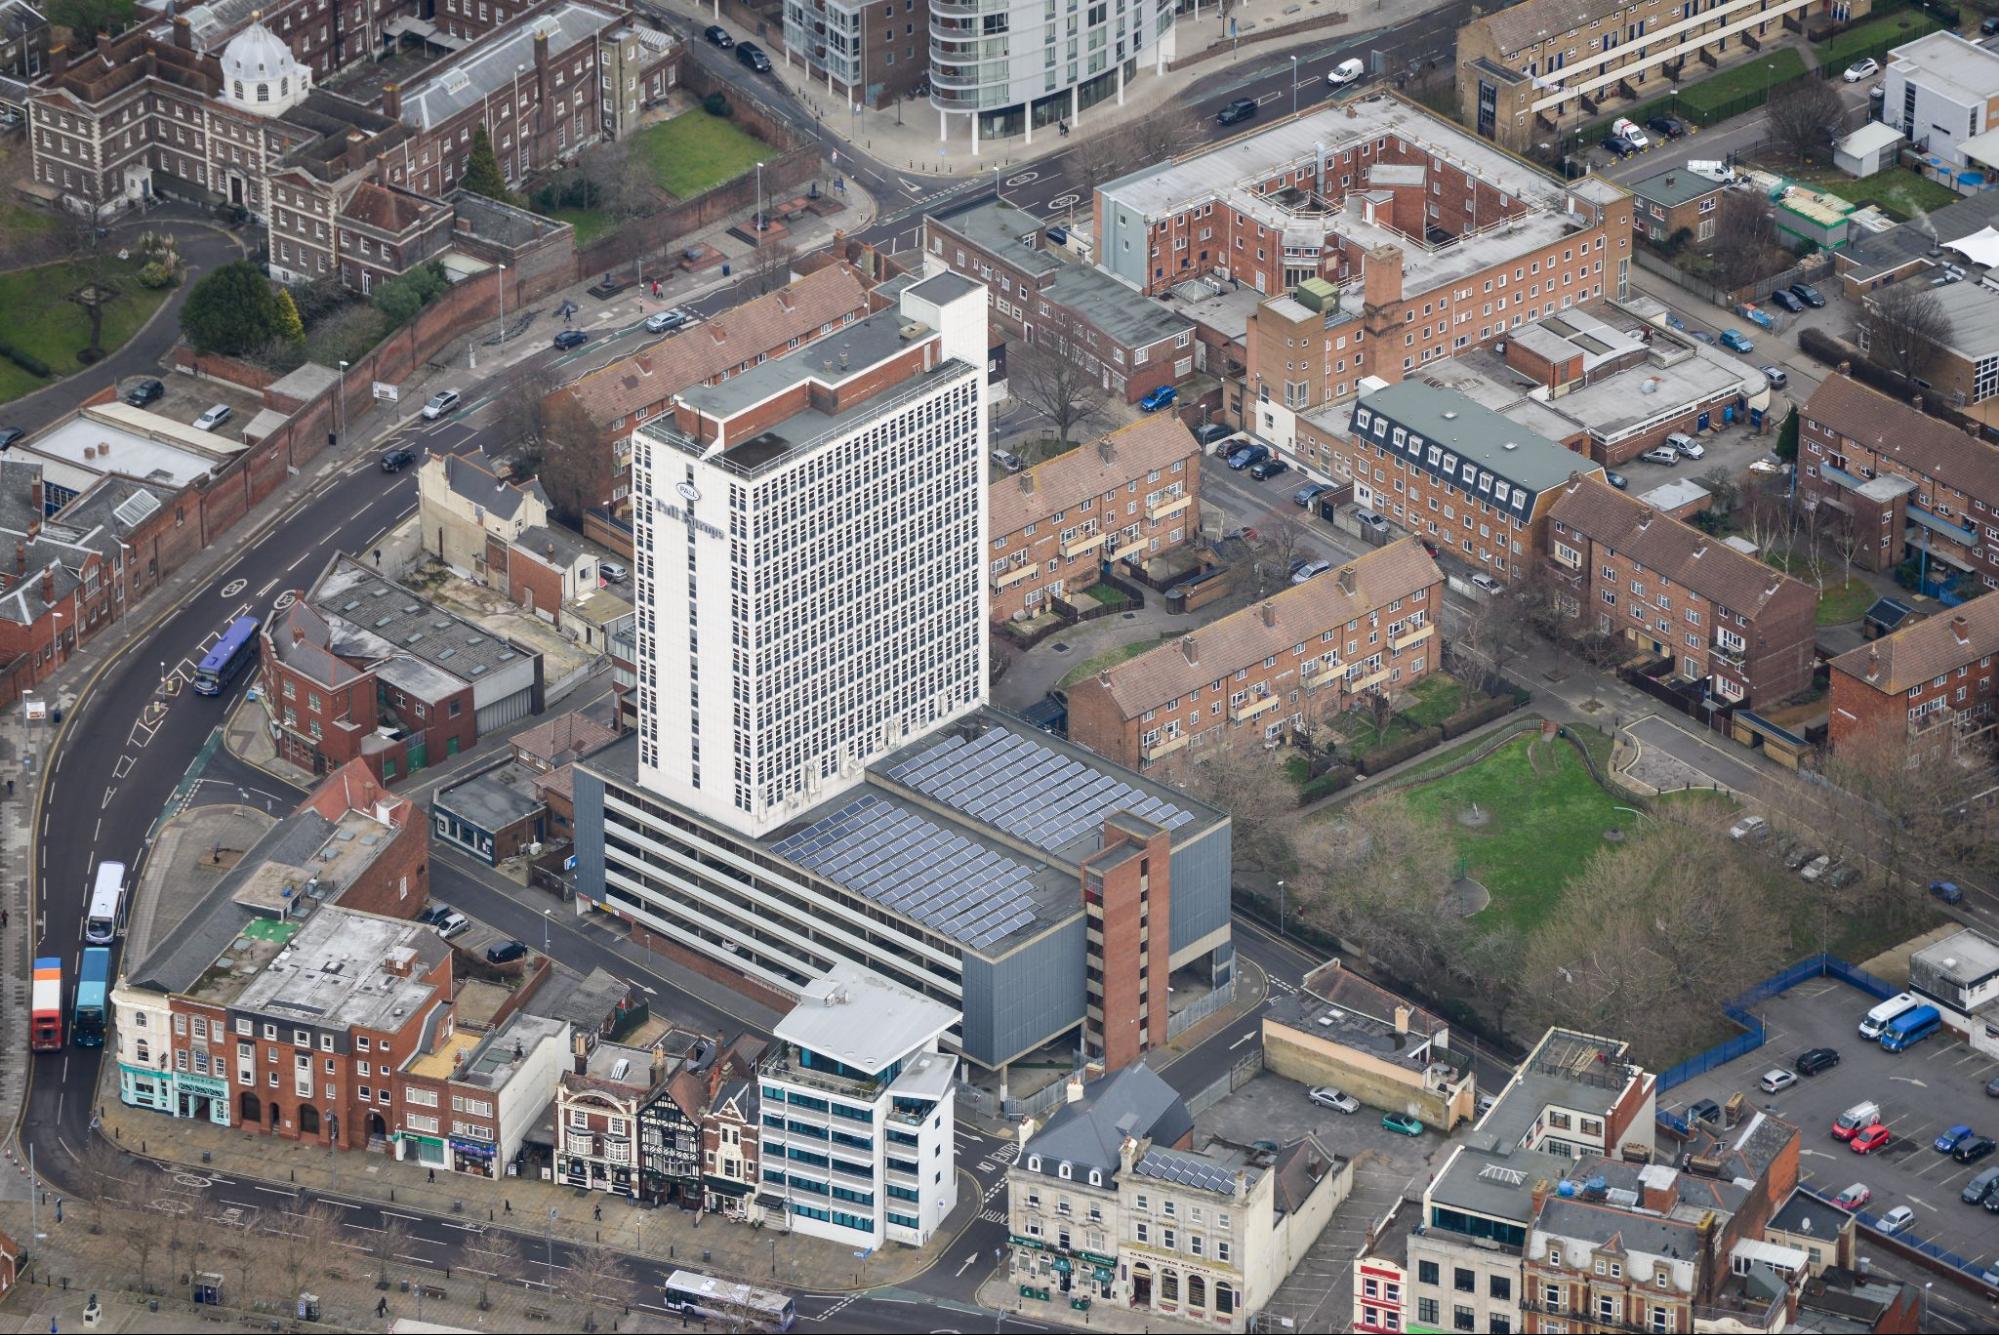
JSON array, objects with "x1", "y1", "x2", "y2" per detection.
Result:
[
  {"x1": 1829, "y1": 592, "x2": 1999, "y2": 695},
  {"x1": 556, "y1": 264, "x2": 871, "y2": 428},
  {"x1": 512, "y1": 712, "x2": 618, "y2": 768},
  {"x1": 1802, "y1": 374, "x2": 1999, "y2": 501},
  {"x1": 988, "y1": 416, "x2": 1201, "y2": 538},
  {"x1": 1479, "y1": 0, "x2": 1626, "y2": 57},
  {"x1": 1090, "y1": 538, "x2": 1443, "y2": 717},
  {"x1": 340, "y1": 181, "x2": 430, "y2": 234},
  {"x1": 1547, "y1": 476, "x2": 1810, "y2": 617}
]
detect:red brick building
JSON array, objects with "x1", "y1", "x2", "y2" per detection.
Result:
[
  {"x1": 1082, "y1": 813, "x2": 1173, "y2": 1071},
  {"x1": 1799, "y1": 373, "x2": 1999, "y2": 594},
  {"x1": 1066, "y1": 538, "x2": 1445, "y2": 772},
  {"x1": 987, "y1": 415, "x2": 1202, "y2": 623},
  {"x1": 1545, "y1": 476, "x2": 1818, "y2": 707},
  {"x1": 1828, "y1": 594, "x2": 1999, "y2": 758}
]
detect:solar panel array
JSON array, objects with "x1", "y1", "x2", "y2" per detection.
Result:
[
  {"x1": 769, "y1": 794, "x2": 1039, "y2": 951},
  {"x1": 1134, "y1": 1149, "x2": 1248, "y2": 1198},
  {"x1": 887, "y1": 728, "x2": 1196, "y2": 851}
]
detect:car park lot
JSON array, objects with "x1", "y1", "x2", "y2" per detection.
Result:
[
  {"x1": 145, "y1": 375, "x2": 263, "y2": 438},
  {"x1": 1661, "y1": 981, "x2": 1999, "y2": 1266}
]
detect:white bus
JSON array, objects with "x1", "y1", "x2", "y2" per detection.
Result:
[
  {"x1": 661, "y1": 1270, "x2": 796, "y2": 1331},
  {"x1": 84, "y1": 861, "x2": 126, "y2": 945}
]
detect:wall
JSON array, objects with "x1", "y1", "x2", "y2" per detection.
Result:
[{"x1": 1261, "y1": 1017, "x2": 1459, "y2": 1129}]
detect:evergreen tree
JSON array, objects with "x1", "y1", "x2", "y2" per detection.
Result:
[
  {"x1": 179, "y1": 260, "x2": 283, "y2": 356},
  {"x1": 274, "y1": 288, "x2": 306, "y2": 345},
  {"x1": 461, "y1": 127, "x2": 513, "y2": 204}
]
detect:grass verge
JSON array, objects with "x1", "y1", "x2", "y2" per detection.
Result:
[
  {"x1": 0, "y1": 256, "x2": 174, "y2": 406},
  {"x1": 634, "y1": 110, "x2": 772, "y2": 200}
]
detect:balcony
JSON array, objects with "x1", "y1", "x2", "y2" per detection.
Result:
[
  {"x1": 1347, "y1": 667, "x2": 1391, "y2": 693},
  {"x1": 1389, "y1": 623, "x2": 1434, "y2": 653},
  {"x1": 1231, "y1": 694, "x2": 1281, "y2": 723},
  {"x1": 762, "y1": 1053, "x2": 882, "y2": 1103},
  {"x1": 1061, "y1": 531, "x2": 1108, "y2": 560},
  {"x1": 1110, "y1": 534, "x2": 1149, "y2": 562},
  {"x1": 1142, "y1": 732, "x2": 1190, "y2": 760},
  {"x1": 1147, "y1": 494, "x2": 1191, "y2": 522},
  {"x1": 995, "y1": 562, "x2": 1036, "y2": 588},
  {"x1": 1710, "y1": 640, "x2": 1745, "y2": 669}
]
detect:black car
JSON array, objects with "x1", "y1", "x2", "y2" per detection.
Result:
[
  {"x1": 1984, "y1": 14, "x2": 1999, "y2": 34},
  {"x1": 1770, "y1": 288, "x2": 1805, "y2": 313},
  {"x1": 737, "y1": 42, "x2": 771, "y2": 73},
  {"x1": 1248, "y1": 457, "x2": 1289, "y2": 481},
  {"x1": 1227, "y1": 443, "x2": 1271, "y2": 470},
  {"x1": 1795, "y1": 1047, "x2": 1841, "y2": 1076},
  {"x1": 380, "y1": 447, "x2": 415, "y2": 472},
  {"x1": 124, "y1": 378, "x2": 165, "y2": 407},
  {"x1": 0, "y1": 427, "x2": 22, "y2": 450},
  {"x1": 1192, "y1": 421, "x2": 1235, "y2": 447},
  {"x1": 1790, "y1": 282, "x2": 1827, "y2": 309},
  {"x1": 704, "y1": 24, "x2": 734, "y2": 47},
  {"x1": 1217, "y1": 97, "x2": 1258, "y2": 127},
  {"x1": 1687, "y1": 1098, "x2": 1723, "y2": 1125},
  {"x1": 1601, "y1": 135, "x2": 1636, "y2": 159},
  {"x1": 553, "y1": 329, "x2": 589, "y2": 350},
  {"x1": 415, "y1": 904, "x2": 448, "y2": 925},
  {"x1": 1646, "y1": 114, "x2": 1687, "y2": 139},
  {"x1": 486, "y1": 939, "x2": 529, "y2": 965},
  {"x1": 1957, "y1": 1136, "x2": 1999, "y2": 1165}
]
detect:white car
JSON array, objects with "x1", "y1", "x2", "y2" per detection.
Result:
[
  {"x1": 421, "y1": 389, "x2": 460, "y2": 420},
  {"x1": 1309, "y1": 1087, "x2": 1361, "y2": 1114},
  {"x1": 1843, "y1": 58, "x2": 1880, "y2": 82},
  {"x1": 1800, "y1": 854, "x2": 1833, "y2": 883},
  {"x1": 1611, "y1": 118, "x2": 1649, "y2": 150},
  {"x1": 1729, "y1": 815, "x2": 1770, "y2": 843},
  {"x1": 1469, "y1": 572, "x2": 1503, "y2": 594},
  {"x1": 1877, "y1": 1205, "x2": 1916, "y2": 1235},
  {"x1": 192, "y1": 403, "x2": 232, "y2": 432},
  {"x1": 1328, "y1": 58, "x2": 1365, "y2": 86},
  {"x1": 1758, "y1": 1068, "x2": 1798, "y2": 1094},
  {"x1": 1291, "y1": 559, "x2": 1333, "y2": 585}
]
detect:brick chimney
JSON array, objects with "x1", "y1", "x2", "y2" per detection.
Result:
[
  {"x1": 1393, "y1": 1005, "x2": 1411, "y2": 1035},
  {"x1": 1338, "y1": 564, "x2": 1357, "y2": 595},
  {"x1": 1260, "y1": 600, "x2": 1276, "y2": 628},
  {"x1": 12, "y1": 541, "x2": 22, "y2": 576},
  {"x1": 1636, "y1": 507, "x2": 1654, "y2": 531},
  {"x1": 382, "y1": 81, "x2": 402, "y2": 121},
  {"x1": 1952, "y1": 613, "x2": 1971, "y2": 645},
  {"x1": 572, "y1": 1028, "x2": 590, "y2": 1075},
  {"x1": 1865, "y1": 645, "x2": 1881, "y2": 682},
  {"x1": 39, "y1": 568, "x2": 53, "y2": 608},
  {"x1": 1097, "y1": 436, "x2": 1116, "y2": 462},
  {"x1": 1363, "y1": 244, "x2": 1404, "y2": 310},
  {"x1": 29, "y1": 479, "x2": 41, "y2": 515},
  {"x1": 1018, "y1": 472, "x2": 1035, "y2": 495},
  {"x1": 1913, "y1": 393, "x2": 1925, "y2": 414},
  {"x1": 1176, "y1": 634, "x2": 1198, "y2": 666},
  {"x1": 172, "y1": 15, "x2": 193, "y2": 50},
  {"x1": 47, "y1": 43, "x2": 66, "y2": 78}
]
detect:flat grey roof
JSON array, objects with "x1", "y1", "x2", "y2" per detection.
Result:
[
  {"x1": 1481, "y1": 1029, "x2": 1643, "y2": 1149},
  {"x1": 1929, "y1": 278, "x2": 1999, "y2": 357},
  {"x1": 908, "y1": 271, "x2": 981, "y2": 304},
  {"x1": 437, "y1": 766, "x2": 546, "y2": 832},
  {"x1": 1428, "y1": 1140, "x2": 1574, "y2": 1224},
  {"x1": 773, "y1": 960, "x2": 958, "y2": 1073},
  {"x1": 1913, "y1": 927, "x2": 1999, "y2": 985},
  {"x1": 930, "y1": 198, "x2": 1062, "y2": 279},
  {"x1": 1627, "y1": 168, "x2": 1726, "y2": 210},
  {"x1": 312, "y1": 554, "x2": 534, "y2": 685},
  {"x1": 1351, "y1": 381, "x2": 1590, "y2": 502},
  {"x1": 230, "y1": 906, "x2": 448, "y2": 1031},
  {"x1": 1887, "y1": 30, "x2": 1999, "y2": 104},
  {"x1": 1047, "y1": 265, "x2": 1192, "y2": 349}
]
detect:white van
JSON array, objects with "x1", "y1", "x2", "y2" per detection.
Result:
[
  {"x1": 1832, "y1": 1100, "x2": 1882, "y2": 1139},
  {"x1": 1860, "y1": 992, "x2": 1920, "y2": 1040}
]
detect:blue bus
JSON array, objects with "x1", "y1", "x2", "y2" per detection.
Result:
[
  {"x1": 1880, "y1": 1003, "x2": 1942, "y2": 1053},
  {"x1": 72, "y1": 947, "x2": 110, "y2": 1048},
  {"x1": 193, "y1": 616, "x2": 260, "y2": 696}
]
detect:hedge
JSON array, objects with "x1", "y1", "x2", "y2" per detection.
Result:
[
  {"x1": 1356, "y1": 725, "x2": 1445, "y2": 776},
  {"x1": 1296, "y1": 766, "x2": 1357, "y2": 807},
  {"x1": 1440, "y1": 693, "x2": 1524, "y2": 739},
  {"x1": 0, "y1": 341, "x2": 50, "y2": 378}
]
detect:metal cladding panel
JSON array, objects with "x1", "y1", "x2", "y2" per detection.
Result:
[
  {"x1": 475, "y1": 686, "x2": 536, "y2": 734},
  {"x1": 961, "y1": 918, "x2": 1086, "y2": 1069},
  {"x1": 1168, "y1": 822, "x2": 1232, "y2": 955},
  {"x1": 572, "y1": 766, "x2": 607, "y2": 903}
]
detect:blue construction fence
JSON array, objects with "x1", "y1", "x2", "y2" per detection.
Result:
[{"x1": 1656, "y1": 953, "x2": 1898, "y2": 1094}]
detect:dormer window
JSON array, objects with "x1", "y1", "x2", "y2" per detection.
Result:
[
  {"x1": 1058, "y1": 1162, "x2": 1072, "y2": 1179},
  {"x1": 1028, "y1": 1155, "x2": 1040, "y2": 1172},
  {"x1": 1088, "y1": 1169, "x2": 1102, "y2": 1186}
]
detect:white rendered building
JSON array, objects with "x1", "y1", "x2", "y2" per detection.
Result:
[
  {"x1": 759, "y1": 962, "x2": 960, "y2": 1245},
  {"x1": 625, "y1": 271, "x2": 990, "y2": 839}
]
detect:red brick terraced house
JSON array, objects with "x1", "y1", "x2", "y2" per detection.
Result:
[
  {"x1": 987, "y1": 415, "x2": 1202, "y2": 624},
  {"x1": 1065, "y1": 537, "x2": 1446, "y2": 772},
  {"x1": 543, "y1": 263, "x2": 876, "y2": 515},
  {"x1": 1545, "y1": 475, "x2": 1818, "y2": 708},
  {"x1": 1798, "y1": 372, "x2": 1999, "y2": 596},
  {"x1": 1827, "y1": 594, "x2": 1999, "y2": 759}
]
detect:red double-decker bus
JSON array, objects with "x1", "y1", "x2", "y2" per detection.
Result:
[{"x1": 30, "y1": 957, "x2": 63, "y2": 1052}]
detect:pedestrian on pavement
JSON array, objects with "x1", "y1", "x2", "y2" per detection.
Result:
[
  {"x1": 376, "y1": 1297, "x2": 388, "y2": 1319},
  {"x1": 3, "y1": 909, "x2": 10, "y2": 929},
  {"x1": 505, "y1": 1199, "x2": 512, "y2": 1213},
  {"x1": 593, "y1": 1202, "x2": 602, "y2": 1222},
  {"x1": 6, "y1": 778, "x2": 13, "y2": 796},
  {"x1": 53, "y1": 1197, "x2": 61, "y2": 1223},
  {"x1": 428, "y1": 1168, "x2": 435, "y2": 1183}
]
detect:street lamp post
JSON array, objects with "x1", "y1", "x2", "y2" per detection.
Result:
[
  {"x1": 755, "y1": 160, "x2": 765, "y2": 232},
  {"x1": 543, "y1": 907, "x2": 552, "y2": 953},
  {"x1": 1277, "y1": 878, "x2": 1287, "y2": 935},
  {"x1": 336, "y1": 359, "x2": 348, "y2": 448}
]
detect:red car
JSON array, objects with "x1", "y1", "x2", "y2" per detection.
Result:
[{"x1": 1851, "y1": 1124, "x2": 1892, "y2": 1155}]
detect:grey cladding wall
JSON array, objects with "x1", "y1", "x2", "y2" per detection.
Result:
[
  {"x1": 962, "y1": 919, "x2": 1086, "y2": 1070},
  {"x1": 1168, "y1": 822, "x2": 1231, "y2": 955}
]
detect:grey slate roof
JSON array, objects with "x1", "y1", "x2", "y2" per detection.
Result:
[
  {"x1": 524, "y1": 965, "x2": 633, "y2": 1031},
  {"x1": 1352, "y1": 381, "x2": 1588, "y2": 502},
  {"x1": 1534, "y1": 1195, "x2": 1702, "y2": 1260},
  {"x1": 400, "y1": 4, "x2": 621, "y2": 130},
  {"x1": 440, "y1": 449, "x2": 546, "y2": 521},
  {"x1": 516, "y1": 523, "x2": 586, "y2": 569},
  {"x1": 1023, "y1": 1065, "x2": 1191, "y2": 1181},
  {"x1": 929, "y1": 198, "x2": 1063, "y2": 280}
]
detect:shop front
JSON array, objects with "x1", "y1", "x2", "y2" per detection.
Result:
[
  {"x1": 396, "y1": 1132, "x2": 448, "y2": 1169},
  {"x1": 451, "y1": 1136, "x2": 499, "y2": 1179}
]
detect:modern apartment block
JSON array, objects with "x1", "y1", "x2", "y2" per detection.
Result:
[
  {"x1": 1066, "y1": 538, "x2": 1444, "y2": 771},
  {"x1": 759, "y1": 964, "x2": 959, "y2": 1246},
  {"x1": 1827, "y1": 595, "x2": 1999, "y2": 756},
  {"x1": 783, "y1": 0, "x2": 930, "y2": 110},
  {"x1": 923, "y1": 196, "x2": 1196, "y2": 405},
  {"x1": 1301, "y1": 382, "x2": 1604, "y2": 586},
  {"x1": 1095, "y1": 98, "x2": 1633, "y2": 398},
  {"x1": 1453, "y1": 0, "x2": 1850, "y2": 151},
  {"x1": 1881, "y1": 31, "x2": 1999, "y2": 182},
  {"x1": 1545, "y1": 476, "x2": 1818, "y2": 706},
  {"x1": 987, "y1": 415, "x2": 1202, "y2": 624},
  {"x1": 544, "y1": 263, "x2": 875, "y2": 517},
  {"x1": 1798, "y1": 373, "x2": 1999, "y2": 593},
  {"x1": 929, "y1": 0, "x2": 1176, "y2": 150}
]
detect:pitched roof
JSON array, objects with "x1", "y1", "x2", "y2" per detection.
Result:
[
  {"x1": 437, "y1": 449, "x2": 546, "y2": 521},
  {"x1": 989, "y1": 416, "x2": 1200, "y2": 537},
  {"x1": 1023, "y1": 1065, "x2": 1192, "y2": 1180},
  {"x1": 1479, "y1": 0, "x2": 1627, "y2": 57},
  {"x1": 1829, "y1": 590, "x2": 1999, "y2": 693},
  {"x1": 1086, "y1": 538, "x2": 1444, "y2": 717},
  {"x1": 1271, "y1": 1136, "x2": 1340, "y2": 1219},
  {"x1": 340, "y1": 181, "x2": 432, "y2": 234},
  {"x1": 1547, "y1": 476, "x2": 1809, "y2": 617},
  {"x1": 557, "y1": 264, "x2": 871, "y2": 428},
  {"x1": 512, "y1": 711, "x2": 619, "y2": 768},
  {"x1": 1802, "y1": 373, "x2": 1999, "y2": 501}
]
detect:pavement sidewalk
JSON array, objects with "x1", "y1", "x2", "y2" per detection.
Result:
[{"x1": 676, "y1": 0, "x2": 1442, "y2": 177}]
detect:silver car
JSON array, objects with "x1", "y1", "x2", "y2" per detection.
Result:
[
  {"x1": 421, "y1": 389, "x2": 460, "y2": 420},
  {"x1": 1291, "y1": 559, "x2": 1333, "y2": 585},
  {"x1": 192, "y1": 403, "x2": 232, "y2": 432},
  {"x1": 1309, "y1": 1087, "x2": 1360, "y2": 1114}
]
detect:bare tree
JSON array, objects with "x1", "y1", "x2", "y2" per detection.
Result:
[
  {"x1": 1170, "y1": 745, "x2": 1299, "y2": 885},
  {"x1": 1709, "y1": 192, "x2": 1783, "y2": 292},
  {"x1": 471, "y1": 1229, "x2": 527, "y2": 1312},
  {"x1": 1063, "y1": 130, "x2": 1128, "y2": 225},
  {"x1": 370, "y1": 1214, "x2": 411, "y2": 1289},
  {"x1": 1765, "y1": 79, "x2": 1845, "y2": 164},
  {"x1": 1453, "y1": 584, "x2": 1527, "y2": 697},
  {"x1": 501, "y1": 360, "x2": 567, "y2": 473},
  {"x1": 536, "y1": 387, "x2": 613, "y2": 527},
  {"x1": 746, "y1": 237, "x2": 794, "y2": 296},
  {"x1": 112, "y1": 1172, "x2": 163, "y2": 1295},
  {"x1": 64, "y1": 213, "x2": 119, "y2": 365},
  {"x1": 76, "y1": 1136, "x2": 127, "y2": 1235},
  {"x1": 1118, "y1": 104, "x2": 1202, "y2": 168},
  {"x1": 565, "y1": 1241, "x2": 638, "y2": 1333},
  {"x1": 1255, "y1": 515, "x2": 1310, "y2": 594},
  {"x1": 588, "y1": 136, "x2": 656, "y2": 221},
  {"x1": 1008, "y1": 331, "x2": 1109, "y2": 448},
  {"x1": 271, "y1": 1201, "x2": 342, "y2": 1315},
  {"x1": 1829, "y1": 505, "x2": 1867, "y2": 585},
  {"x1": 1820, "y1": 716, "x2": 1993, "y2": 908},
  {"x1": 1859, "y1": 280, "x2": 1953, "y2": 384},
  {"x1": 1696, "y1": 465, "x2": 1740, "y2": 520}
]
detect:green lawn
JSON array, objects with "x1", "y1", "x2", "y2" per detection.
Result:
[
  {"x1": 1388, "y1": 734, "x2": 1641, "y2": 932},
  {"x1": 548, "y1": 207, "x2": 618, "y2": 248},
  {"x1": 1400, "y1": 675, "x2": 1467, "y2": 728},
  {"x1": 1678, "y1": 48, "x2": 1809, "y2": 119},
  {"x1": 1057, "y1": 634, "x2": 1173, "y2": 689},
  {"x1": 1823, "y1": 9, "x2": 1942, "y2": 71},
  {"x1": 1815, "y1": 576, "x2": 1874, "y2": 625},
  {"x1": 1781, "y1": 165, "x2": 1960, "y2": 222},
  {"x1": 1082, "y1": 583, "x2": 1129, "y2": 609},
  {"x1": 632, "y1": 111, "x2": 772, "y2": 200},
  {"x1": 0, "y1": 256, "x2": 174, "y2": 406}
]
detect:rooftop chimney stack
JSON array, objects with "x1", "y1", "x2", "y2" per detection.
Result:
[
  {"x1": 383, "y1": 82, "x2": 402, "y2": 121},
  {"x1": 1338, "y1": 565, "x2": 1357, "y2": 595},
  {"x1": 1952, "y1": 614, "x2": 1971, "y2": 645},
  {"x1": 1180, "y1": 635, "x2": 1198, "y2": 664},
  {"x1": 1260, "y1": 601, "x2": 1276, "y2": 628}
]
